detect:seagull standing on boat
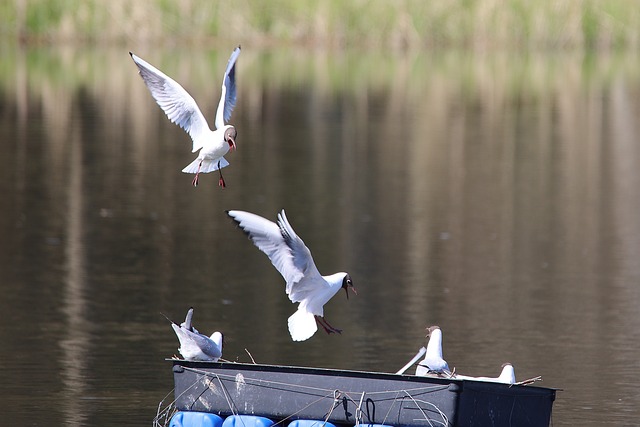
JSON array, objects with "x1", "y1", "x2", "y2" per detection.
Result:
[
  {"x1": 415, "y1": 326, "x2": 451, "y2": 376},
  {"x1": 455, "y1": 363, "x2": 516, "y2": 384},
  {"x1": 165, "y1": 307, "x2": 223, "y2": 361},
  {"x1": 129, "y1": 46, "x2": 240, "y2": 188},
  {"x1": 226, "y1": 209, "x2": 357, "y2": 342}
]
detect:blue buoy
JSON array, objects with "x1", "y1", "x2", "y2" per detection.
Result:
[
  {"x1": 288, "y1": 420, "x2": 337, "y2": 427},
  {"x1": 222, "y1": 415, "x2": 275, "y2": 427},
  {"x1": 170, "y1": 412, "x2": 224, "y2": 427}
]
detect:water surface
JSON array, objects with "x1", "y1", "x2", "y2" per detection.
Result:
[{"x1": 1, "y1": 46, "x2": 640, "y2": 425}]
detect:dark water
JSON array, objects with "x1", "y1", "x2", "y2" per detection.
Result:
[{"x1": 2, "y1": 46, "x2": 640, "y2": 425}]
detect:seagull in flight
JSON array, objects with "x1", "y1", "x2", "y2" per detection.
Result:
[
  {"x1": 415, "y1": 326, "x2": 451, "y2": 376},
  {"x1": 164, "y1": 307, "x2": 223, "y2": 361},
  {"x1": 130, "y1": 46, "x2": 240, "y2": 188},
  {"x1": 226, "y1": 209, "x2": 357, "y2": 342},
  {"x1": 455, "y1": 363, "x2": 517, "y2": 384}
]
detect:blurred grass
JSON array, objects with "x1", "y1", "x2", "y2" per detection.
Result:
[{"x1": 1, "y1": 0, "x2": 639, "y2": 50}]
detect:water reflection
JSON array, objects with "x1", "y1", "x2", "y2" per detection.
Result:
[
  {"x1": 1, "y1": 46, "x2": 640, "y2": 426},
  {"x1": 60, "y1": 120, "x2": 89, "y2": 426}
]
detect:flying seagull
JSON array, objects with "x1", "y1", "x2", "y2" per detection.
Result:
[
  {"x1": 226, "y1": 209, "x2": 357, "y2": 342},
  {"x1": 165, "y1": 307, "x2": 223, "y2": 361},
  {"x1": 130, "y1": 46, "x2": 240, "y2": 188},
  {"x1": 415, "y1": 326, "x2": 451, "y2": 376}
]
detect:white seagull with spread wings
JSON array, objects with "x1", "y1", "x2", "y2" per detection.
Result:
[
  {"x1": 227, "y1": 209, "x2": 357, "y2": 342},
  {"x1": 130, "y1": 46, "x2": 240, "y2": 187}
]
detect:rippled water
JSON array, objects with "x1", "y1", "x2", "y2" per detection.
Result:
[{"x1": 1, "y1": 46, "x2": 640, "y2": 425}]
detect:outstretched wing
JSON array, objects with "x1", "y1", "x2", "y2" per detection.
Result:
[
  {"x1": 227, "y1": 209, "x2": 316, "y2": 295},
  {"x1": 214, "y1": 46, "x2": 241, "y2": 130},
  {"x1": 181, "y1": 307, "x2": 194, "y2": 331},
  {"x1": 130, "y1": 52, "x2": 210, "y2": 152},
  {"x1": 275, "y1": 210, "x2": 324, "y2": 298}
]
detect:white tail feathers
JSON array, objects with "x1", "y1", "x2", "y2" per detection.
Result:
[
  {"x1": 182, "y1": 157, "x2": 229, "y2": 174},
  {"x1": 288, "y1": 309, "x2": 318, "y2": 342}
]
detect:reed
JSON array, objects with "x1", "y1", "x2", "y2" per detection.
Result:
[{"x1": 2, "y1": 0, "x2": 639, "y2": 50}]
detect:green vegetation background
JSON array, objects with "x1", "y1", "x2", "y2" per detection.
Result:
[{"x1": 2, "y1": 0, "x2": 639, "y2": 50}]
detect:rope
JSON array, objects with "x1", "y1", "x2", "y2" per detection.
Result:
[
  {"x1": 153, "y1": 387, "x2": 177, "y2": 427},
  {"x1": 266, "y1": 390, "x2": 340, "y2": 427},
  {"x1": 183, "y1": 366, "x2": 339, "y2": 395},
  {"x1": 163, "y1": 366, "x2": 452, "y2": 427},
  {"x1": 401, "y1": 390, "x2": 450, "y2": 427},
  {"x1": 182, "y1": 366, "x2": 449, "y2": 397}
]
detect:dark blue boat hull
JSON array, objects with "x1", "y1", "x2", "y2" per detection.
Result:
[{"x1": 171, "y1": 361, "x2": 555, "y2": 427}]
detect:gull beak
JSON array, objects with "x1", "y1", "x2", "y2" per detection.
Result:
[
  {"x1": 228, "y1": 137, "x2": 236, "y2": 152},
  {"x1": 344, "y1": 286, "x2": 357, "y2": 300}
]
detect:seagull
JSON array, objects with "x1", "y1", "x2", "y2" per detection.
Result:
[
  {"x1": 415, "y1": 326, "x2": 451, "y2": 376},
  {"x1": 226, "y1": 209, "x2": 357, "y2": 342},
  {"x1": 130, "y1": 46, "x2": 240, "y2": 188},
  {"x1": 164, "y1": 307, "x2": 223, "y2": 361},
  {"x1": 455, "y1": 363, "x2": 517, "y2": 384}
]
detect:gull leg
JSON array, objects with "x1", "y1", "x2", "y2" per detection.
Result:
[
  {"x1": 315, "y1": 316, "x2": 342, "y2": 335},
  {"x1": 192, "y1": 162, "x2": 202, "y2": 187},
  {"x1": 217, "y1": 160, "x2": 226, "y2": 188}
]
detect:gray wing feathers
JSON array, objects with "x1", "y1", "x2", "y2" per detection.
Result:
[
  {"x1": 276, "y1": 210, "x2": 320, "y2": 296},
  {"x1": 181, "y1": 307, "x2": 194, "y2": 330},
  {"x1": 227, "y1": 210, "x2": 305, "y2": 291},
  {"x1": 171, "y1": 324, "x2": 221, "y2": 359},
  {"x1": 215, "y1": 46, "x2": 241, "y2": 129}
]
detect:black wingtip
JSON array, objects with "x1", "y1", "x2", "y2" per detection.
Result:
[
  {"x1": 129, "y1": 51, "x2": 134, "y2": 57},
  {"x1": 225, "y1": 210, "x2": 241, "y2": 226},
  {"x1": 160, "y1": 312, "x2": 177, "y2": 325},
  {"x1": 225, "y1": 211, "x2": 255, "y2": 241},
  {"x1": 226, "y1": 210, "x2": 238, "y2": 223}
]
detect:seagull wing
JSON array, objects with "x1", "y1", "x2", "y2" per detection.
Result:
[
  {"x1": 214, "y1": 46, "x2": 241, "y2": 130},
  {"x1": 275, "y1": 210, "x2": 325, "y2": 301},
  {"x1": 189, "y1": 333, "x2": 222, "y2": 360},
  {"x1": 130, "y1": 52, "x2": 210, "y2": 153},
  {"x1": 180, "y1": 307, "x2": 194, "y2": 331},
  {"x1": 227, "y1": 210, "x2": 320, "y2": 300},
  {"x1": 172, "y1": 325, "x2": 221, "y2": 360},
  {"x1": 178, "y1": 307, "x2": 200, "y2": 334}
]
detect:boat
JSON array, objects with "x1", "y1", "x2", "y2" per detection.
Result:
[{"x1": 155, "y1": 360, "x2": 556, "y2": 427}]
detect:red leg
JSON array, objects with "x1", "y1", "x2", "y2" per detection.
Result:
[
  {"x1": 315, "y1": 316, "x2": 342, "y2": 334},
  {"x1": 217, "y1": 160, "x2": 226, "y2": 188},
  {"x1": 192, "y1": 162, "x2": 202, "y2": 187}
]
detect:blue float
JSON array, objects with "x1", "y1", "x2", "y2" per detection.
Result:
[
  {"x1": 221, "y1": 415, "x2": 275, "y2": 427},
  {"x1": 170, "y1": 412, "x2": 224, "y2": 427},
  {"x1": 288, "y1": 420, "x2": 337, "y2": 427}
]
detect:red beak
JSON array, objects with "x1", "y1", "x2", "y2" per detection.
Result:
[
  {"x1": 228, "y1": 137, "x2": 236, "y2": 152},
  {"x1": 344, "y1": 286, "x2": 357, "y2": 299}
]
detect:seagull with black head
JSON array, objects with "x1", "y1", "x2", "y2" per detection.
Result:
[
  {"x1": 227, "y1": 209, "x2": 357, "y2": 341},
  {"x1": 130, "y1": 46, "x2": 240, "y2": 187}
]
